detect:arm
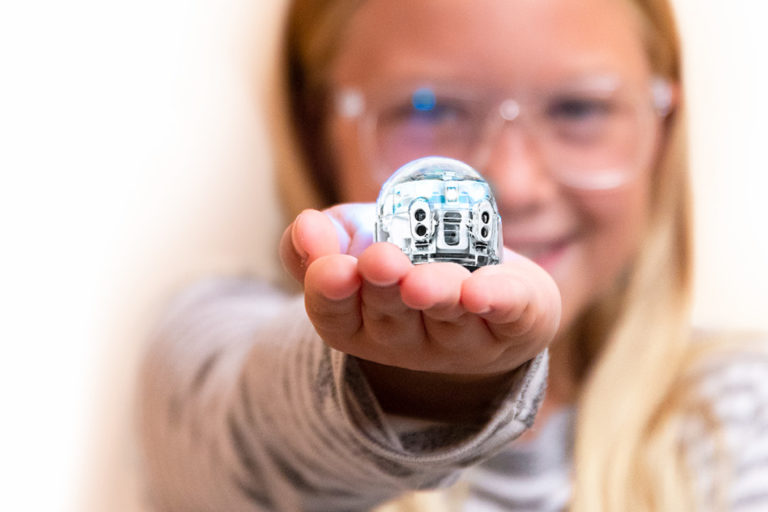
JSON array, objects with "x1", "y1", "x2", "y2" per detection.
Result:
[
  {"x1": 139, "y1": 279, "x2": 548, "y2": 511},
  {"x1": 140, "y1": 203, "x2": 559, "y2": 510}
]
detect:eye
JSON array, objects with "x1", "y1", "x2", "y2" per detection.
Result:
[
  {"x1": 544, "y1": 95, "x2": 621, "y2": 144},
  {"x1": 547, "y1": 97, "x2": 614, "y2": 121}
]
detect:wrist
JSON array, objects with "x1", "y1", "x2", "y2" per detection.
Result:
[{"x1": 356, "y1": 358, "x2": 522, "y2": 423}]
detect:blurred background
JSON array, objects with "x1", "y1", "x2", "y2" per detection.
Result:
[{"x1": 0, "y1": 1, "x2": 766, "y2": 510}]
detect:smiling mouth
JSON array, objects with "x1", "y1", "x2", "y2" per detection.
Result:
[{"x1": 507, "y1": 235, "x2": 576, "y2": 268}]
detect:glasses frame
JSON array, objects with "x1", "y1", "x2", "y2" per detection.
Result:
[{"x1": 334, "y1": 75, "x2": 675, "y2": 191}]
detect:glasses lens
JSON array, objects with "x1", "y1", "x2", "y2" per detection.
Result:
[
  {"x1": 363, "y1": 82, "x2": 660, "y2": 188},
  {"x1": 373, "y1": 87, "x2": 487, "y2": 170},
  {"x1": 532, "y1": 87, "x2": 656, "y2": 188}
]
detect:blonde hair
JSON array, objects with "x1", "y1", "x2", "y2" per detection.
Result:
[{"x1": 267, "y1": 0, "x2": 726, "y2": 509}]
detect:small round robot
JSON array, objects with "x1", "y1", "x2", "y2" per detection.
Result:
[{"x1": 375, "y1": 157, "x2": 502, "y2": 271}]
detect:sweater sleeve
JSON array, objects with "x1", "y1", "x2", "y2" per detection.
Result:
[
  {"x1": 139, "y1": 278, "x2": 548, "y2": 512},
  {"x1": 682, "y1": 346, "x2": 768, "y2": 512}
]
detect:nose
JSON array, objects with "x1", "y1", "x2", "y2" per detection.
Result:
[{"x1": 481, "y1": 121, "x2": 559, "y2": 215}]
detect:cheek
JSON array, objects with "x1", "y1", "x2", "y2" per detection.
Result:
[
  {"x1": 589, "y1": 188, "x2": 649, "y2": 256},
  {"x1": 571, "y1": 100, "x2": 665, "y2": 281},
  {"x1": 559, "y1": 184, "x2": 651, "y2": 323}
]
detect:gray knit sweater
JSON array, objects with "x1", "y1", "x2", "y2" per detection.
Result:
[{"x1": 139, "y1": 278, "x2": 768, "y2": 511}]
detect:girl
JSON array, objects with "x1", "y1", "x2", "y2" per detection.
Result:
[{"x1": 141, "y1": 0, "x2": 768, "y2": 510}]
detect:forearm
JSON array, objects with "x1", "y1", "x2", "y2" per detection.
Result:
[{"x1": 139, "y1": 278, "x2": 549, "y2": 511}]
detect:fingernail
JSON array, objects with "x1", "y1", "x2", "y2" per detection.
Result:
[{"x1": 292, "y1": 211, "x2": 310, "y2": 260}]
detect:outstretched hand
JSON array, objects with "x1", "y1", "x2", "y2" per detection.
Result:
[{"x1": 280, "y1": 204, "x2": 561, "y2": 420}]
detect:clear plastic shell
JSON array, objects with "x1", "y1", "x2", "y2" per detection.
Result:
[{"x1": 375, "y1": 157, "x2": 503, "y2": 270}]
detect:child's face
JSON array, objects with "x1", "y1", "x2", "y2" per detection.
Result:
[{"x1": 327, "y1": 0, "x2": 669, "y2": 332}]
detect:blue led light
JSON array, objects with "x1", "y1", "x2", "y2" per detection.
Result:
[{"x1": 412, "y1": 87, "x2": 437, "y2": 112}]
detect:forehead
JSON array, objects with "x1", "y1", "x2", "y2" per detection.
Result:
[{"x1": 331, "y1": 0, "x2": 652, "y2": 89}]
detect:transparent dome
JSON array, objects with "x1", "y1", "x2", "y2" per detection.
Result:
[{"x1": 375, "y1": 156, "x2": 502, "y2": 270}]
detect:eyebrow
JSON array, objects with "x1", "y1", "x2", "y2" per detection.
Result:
[{"x1": 555, "y1": 73, "x2": 622, "y2": 92}]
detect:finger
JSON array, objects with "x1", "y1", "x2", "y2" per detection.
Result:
[
  {"x1": 400, "y1": 262, "x2": 471, "y2": 322},
  {"x1": 293, "y1": 209, "x2": 342, "y2": 262},
  {"x1": 401, "y1": 262, "x2": 485, "y2": 358},
  {"x1": 462, "y1": 261, "x2": 560, "y2": 342},
  {"x1": 358, "y1": 242, "x2": 411, "y2": 286},
  {"x1": 280, "y1": 209, "x2": 341, "y2": 283},
  {"x1": 356, "y1": 243, "x2": 425, "y2": 356},
  {"x1": 462, "y1": 264, "x2": 531, "y2": 327},
  {"x1": 279, "y1": 226, "x2": 306, "y2": 283},
  {"x1": 304, "y1": 254, "x2": 362, "y2": 342},
  {"x1": 357, "y1": 242, "x2": 412, "y2": 318}
]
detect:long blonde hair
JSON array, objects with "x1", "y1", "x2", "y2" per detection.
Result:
[{"x1": 268, "y1": 0, "x2": 711, "y2": 509}]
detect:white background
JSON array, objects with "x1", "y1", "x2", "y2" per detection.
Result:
[{"x1": 0, "y1": 1, "x2": 766, "y2": 510}]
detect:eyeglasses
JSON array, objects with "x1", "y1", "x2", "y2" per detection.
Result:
[{"x1": 335, "y1": 75, "x2": 674, "y2": 190}]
